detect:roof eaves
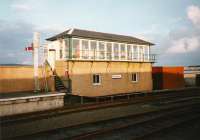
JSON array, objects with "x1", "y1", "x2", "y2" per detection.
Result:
[
  {"x1": 46, "y1": 29, "x2": 71, "y2": 41},
  {"x1": 46, "y1": 28, "x2": 155, "y2": 45},
  {"x1": 71, "y1": 34, "x2": 154, "y2": 45}
]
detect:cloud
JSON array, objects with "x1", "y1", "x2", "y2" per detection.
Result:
[
  {"x1": 167, "y1": 36, "x2": 200, "y2": 53},
  {"x1": 159, "y1": 26, "x2": 200, "y2": 65},
  {"x1": 11, "y1": 4, "x2": 32, "y2": 11},
  {"x1": 0, "y1": 19, "x2": 66, "y2": 64},
  {"x1": 165, "y1": 5, "x2": 200, "y2": 55},
  {"x1": 187, "y1": 5, "x2": 200, "y2": 28},
  {"x1": 149, "y1": 5, "x2": 200, "y2": 66},
  {"x1": 0, "y1": 20, "x2": 34, "y2": 64}
]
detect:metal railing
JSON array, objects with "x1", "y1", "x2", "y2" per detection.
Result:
[{"x1": 66, "y1": 50, "x2": 156, "y2": 62}]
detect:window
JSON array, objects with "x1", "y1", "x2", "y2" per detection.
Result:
[
  {"x1": 72, "y1": 39, "x2": 80, "y2": 59},
  {"x1": 99, "y1": 42, "x2": 105, "y2": 59},
  {"x1": 82, "y1": 40, "x2": 89, "y2": 59},
  {"x1": 127, "y1": 45, "x2": 132, "y2": 60},
  {"x1": 114, "y1": 43, "x2": 119, "y2": 60},
  {"x1": 120, "y1": 44, "x2": 126, "y2": 60},
  {"x1": 133, "y1": 46, "x2": 138, "y2": 60},
  {"x1": 65, "y1": 38, "x2": 70, "y2": 59},
  {"x1": 90, "y1": 41, "x2": 97, "y2": 59},
  {"x1": 144, "y1": 46, "x2": 149, "y2": 60},
  {"x1": 106, "y1": 43, "x2": 112, "y2": 60},
  {"x1": 59, "y1": 40, "x2": 63, "y2": 59},
  {"x1": 131, "y1": 73, "x2": 139, "y2": 82},
  {"x1": 59, "y1": 49, "x2": 63, "y2": 59},
  {"x1": 139, "y1": 46, "x2": 144, "y2": 60},
  {"x1": 93, "y1": 74, "x2": 101, "y2": 85}
]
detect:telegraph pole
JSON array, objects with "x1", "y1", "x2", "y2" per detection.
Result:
[{"x1": 33, "y1": 32, "x2": 40, "y2": 92}]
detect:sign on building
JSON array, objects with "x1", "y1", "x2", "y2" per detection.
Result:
[{"x1": 112, "y1": 74, "x2": 122, "y2": 79}]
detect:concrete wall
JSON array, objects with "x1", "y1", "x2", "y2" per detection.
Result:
[
  {"x1": 0, "y1": 65, "x2": 55, "y2": 93},
  {"x1": 55, "y1": 61, "x2": 153, "y2": 97},
  {"x1": 0, "y1": 93, "x2": 65, "y2": 116}
]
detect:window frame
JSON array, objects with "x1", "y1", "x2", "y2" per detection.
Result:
[
  {"x1": 132, "y1": 45, "x2": 138, "y2": 60},
  {"x1": 72, "y1": 38, "x2": 80, "y2": 59},
  {"x1": 70, "y1": 38, "x2": 151, "y2": 62},
  {"x1": 98, "y1": 41, "x2": 106, "y2": 60},
  {"x1": 143, "y1": 45, "x2": 149, "y2": 61},
  {"x1": 127, "y1": 44, "x2": 132, "y2": 60},
  {"x1": 120, "y1": 43, "x2": 126, "y2": 60},
  {"x1": 131, "y1": 73, "x2": 139, "y2": 83},
  {"x1": 113, "y1": 43, "x2": 119, "y2": 60},
  {"x1": 92, "y1": 74, "x2": 101, "y2": 85},
  {"x1": 90, "y1": 40, "x2": 97, "y2": 59},
  {"x1": 65, "y1": 38, "x2": 70, "y2": 59},
  {"x1": 139, "y1": 46, "x2": 144, "y2": 61},
  {"x1": 106, "y1": 42, "x2": 112, "y2": 60},
  {"x1": 81, "y1": 39, "x2": 89, "y2": 59},
  {"x1": 59, "y1": 48, "x2": 63, "y2": 59}
]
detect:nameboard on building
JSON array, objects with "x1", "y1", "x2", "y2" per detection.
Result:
[{"x1": 112, "y1": 74, "x2": 122, "y2": 79}]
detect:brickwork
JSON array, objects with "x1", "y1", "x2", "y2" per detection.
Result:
[
  {"x1": 0, "y1": 65, "x2": 54, "y2": 93},
  {"x1": 55, "y1": 61, "x2": 152, "y2": 96}
]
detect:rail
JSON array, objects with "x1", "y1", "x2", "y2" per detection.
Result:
[{"x1": 1, "y1": 87, "x2": 200, "y2": 124}]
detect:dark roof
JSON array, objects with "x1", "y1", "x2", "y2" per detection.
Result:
[{"x1": 46, "y1": 28, "x2": 154, "y2": 45}]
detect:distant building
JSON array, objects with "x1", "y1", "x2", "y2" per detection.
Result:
[
  {"x1": 184, "y1": 66, "x2": 200, "y2": 87},
  {"x1": 152, "y1": 66, "x2": 185, "y2": 90},
  {"x1": 45, "y1": 28, "x2": 156, "y2": 96}
]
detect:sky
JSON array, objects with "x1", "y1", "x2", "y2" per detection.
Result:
[{"x1": 0, "y1": 0, "x2": 200, "y2": 66}]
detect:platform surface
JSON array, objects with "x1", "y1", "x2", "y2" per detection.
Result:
[
  {"x1": 0, "y1": 92, "x2": 65, "y2": 117},
  {"x1": 0, "y1": 92, "x2": 65, "y2": 100}
]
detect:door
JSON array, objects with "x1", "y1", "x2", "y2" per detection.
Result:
[{"x1": 48, "y1": 49, "x2": 56, "y2": 70}]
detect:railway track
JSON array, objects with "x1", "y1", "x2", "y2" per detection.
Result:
[
  {"x1": 1, "y1": 87, "x2": 200, "y2": 125},
  {"x1": 11, "y1": 100, "x2": 200, "y2": 140},
  {"x1": 70, "y1": 105, "x2": 200, "y2": 140},
  {"x1": 137, "y1": 114, "x2": 200, "y2": 140},
  {"x1": 1, "y1": 87, "x2": 200, "y2": 139}
]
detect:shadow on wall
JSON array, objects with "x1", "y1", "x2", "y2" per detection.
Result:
[
  {"x1": 0, "y1": 77, "x2": 55, "y2": 93},
  {"x1": 0, "y1": 65, "x2": 55, "y2": 93},
  {"x1": 57, "y1": 71, "x2": 153, "y2": 97},
  {"x1": 152, "y1": 67, "x2": 185, "y2": 90},
  {"x1": 152, "y1": 72, "x2": 185, "y2": 90}
]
